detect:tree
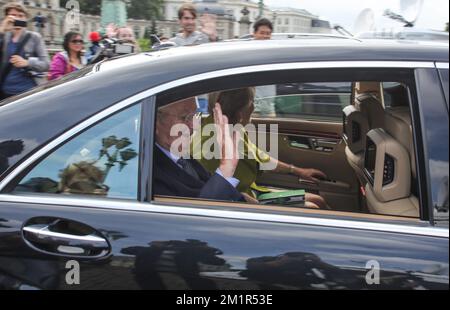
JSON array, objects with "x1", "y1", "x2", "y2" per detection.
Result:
[{"x1": 127, "y1": 0, "x2": 164, "y2": 21}]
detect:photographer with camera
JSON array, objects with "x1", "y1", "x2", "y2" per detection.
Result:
[
  {"x1": 0, "y1": 3, "x2": 49, "y2": 100},
  {"x1": 88, "y1": 25, "x2": 138, "y2": 64}
]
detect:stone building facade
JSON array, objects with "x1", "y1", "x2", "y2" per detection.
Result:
[{"x1": 0, "y1": 0, "x2": 330, "y2": 47}]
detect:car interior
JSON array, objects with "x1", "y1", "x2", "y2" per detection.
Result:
[{"x1": 154, "y1": 80, "x2": 421, "y2": 219}]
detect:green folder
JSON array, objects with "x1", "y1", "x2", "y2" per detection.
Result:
[{"x1": 258, "y1": 189, "x2": 306, "y2": 206}]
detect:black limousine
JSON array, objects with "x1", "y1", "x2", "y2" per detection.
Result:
[{"x1": 0, "y1": 39, "x2": 448, "y2": 290}]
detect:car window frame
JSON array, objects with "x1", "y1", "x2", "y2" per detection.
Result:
[
  {"x1": 436, "y1": 63, "x2": 449, "y2": 111},
  {"x1": 1, "y1": 100, "x2": 150, "y2": 202},
  {"x1": 415, "y1": 67, "x2": 449, "y2": 226},
  {"x1": 0, "y1": 61, "x2": 446, "y2": 235},
  {"x1": 150, "y1": 64, "x2": 429, "y2": 223}
]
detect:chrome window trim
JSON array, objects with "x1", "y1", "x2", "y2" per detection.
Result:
[
  {"x1": 436, "y1": 62, "x2": 449, "y2": 69},
  {"x1": 0, "y1": 61, "x2": 435, "y2": 191},
  {"x1": 0, "y1": 194, "x2": 448, "y2": 238}
]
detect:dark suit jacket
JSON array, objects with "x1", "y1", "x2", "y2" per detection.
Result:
[{"x1": 153, "y1": 146, "x2": 243, "y2": 202}]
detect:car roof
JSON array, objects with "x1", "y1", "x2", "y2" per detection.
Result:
[
  {"x1": 0, "y1": 39, "x2": 448, "y2": 178},
  {"x1": 99, "y1": 39, "x2": 449, "y2": 72},
  {"x1": 239, "y1": 33, "x2": 356, "y2": 40}
]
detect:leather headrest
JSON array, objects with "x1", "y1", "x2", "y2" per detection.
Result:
[
  {"x1": 355, "y1": 93, "x2": 385, "y2": 129},
  {"x1": 355, "y1": 82, "x2": 382, "y2": 98},
  {"x1": 384, "y1": 107, "x2": 416, "y2": 178},
  {"x1": 343, "y1": 105, "x2": 369, "y2": 154}
]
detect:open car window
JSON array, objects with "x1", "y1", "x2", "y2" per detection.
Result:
[
  {"x1": 252, "y1": 82, "x2": 352, "y2": 121},
  {"x1": 152, "y1": 76, "x2": 422, "y2": 221}
]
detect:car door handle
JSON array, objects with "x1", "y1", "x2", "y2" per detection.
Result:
[
  {"x1": 22, "y1": 221, "x2": 110, "y2": 257},
  {"x1": 311, "y1": 138, "x2": 339, "y2": 150}
]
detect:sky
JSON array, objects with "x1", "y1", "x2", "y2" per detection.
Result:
[{"x1": 264, "y1": 0, "x2": 449, "y2": 32}]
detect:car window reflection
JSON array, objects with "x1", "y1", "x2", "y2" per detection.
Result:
[
  {"x1": 14, "y1": 104, "x2": 141, "y2": 200},
  {"x1": 0, "y1": 140, "x2": 25, "y2": 176}
]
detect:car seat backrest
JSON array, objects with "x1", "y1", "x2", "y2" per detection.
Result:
[{"x1": 384, "y1": 107, "x2": 416, "y2": 179}]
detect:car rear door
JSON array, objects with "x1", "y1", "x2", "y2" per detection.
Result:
[{"x1": 0, "y1": 194, "x2": 449, "y2": 290}]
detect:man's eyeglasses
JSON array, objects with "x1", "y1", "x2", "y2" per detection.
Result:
[{"x1": 70, "y1": 40, "x2": 84, "y2": 44}]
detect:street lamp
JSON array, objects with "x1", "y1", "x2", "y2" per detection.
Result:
[{"x1": 257, "y1": 0, "x2": 264, "y2": 20}]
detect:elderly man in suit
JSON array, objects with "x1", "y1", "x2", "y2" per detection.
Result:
[{"x1": 153, "y1": 97, "x2": 243, "y2": 202}]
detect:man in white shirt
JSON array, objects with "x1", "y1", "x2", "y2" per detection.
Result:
[
  {"x1": 252, "y1": 18, "x2": 277, "y2": 117},
  {"x1": 170, "y1": 4, "x2": 216, "y2": 47}
]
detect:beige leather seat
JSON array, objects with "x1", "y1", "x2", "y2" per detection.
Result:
[
  {"x1": 343, "y1": 82, "x2": 385, "y2": 185},
  {"x1": 384, "y1": 106, "x2": 417, "y2": 180},
  {"x1": 365, "y1": 106, "x2": 419, "y2": 217}
]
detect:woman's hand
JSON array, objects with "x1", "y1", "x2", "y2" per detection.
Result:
[
  {"x1": 292, "y1": 167, "x2": 327, "y2": 183},
  {"x1": 106, "y1": 23, "x2": 118, "y2": 38},
  {"x1": 241, "y1": 193, "x2": 259, "y2": 204},
  {"x1": 214, "y1": 103, "x2": 240, "y2": 178},
  {"x1": 10, "y1": 55, "x2": 29, "y2": 68}
]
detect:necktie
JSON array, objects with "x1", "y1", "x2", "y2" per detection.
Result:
[{"x1": 177, "y1": 158, "x2": 200, "y2": 181}]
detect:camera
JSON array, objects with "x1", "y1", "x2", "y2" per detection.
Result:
[
  {"x1": 13, "y1": 19, "x2": 27, "y2": 28},
  {"x1": 150, "y1": 35, "x2": 177, "y2": 51},
  {"x1": 89, "y1": 37, "x2": 136, "y2": 64}
]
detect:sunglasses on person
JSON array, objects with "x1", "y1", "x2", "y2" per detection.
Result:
[{"x1": 70, "y1": 39, "x2": 84, "y2": 44}]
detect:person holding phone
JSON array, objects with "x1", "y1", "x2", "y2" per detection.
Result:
[{"x1": 0, "y1": 3, "x2": 49, "y2": 100}]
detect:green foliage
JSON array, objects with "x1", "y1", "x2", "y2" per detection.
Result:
[
  {"x1": 138, "y1": 38, "x2": 151, "y2": 52},
  {"x1": 127, "y1": 0, "x2": 164, "y2": 21}
]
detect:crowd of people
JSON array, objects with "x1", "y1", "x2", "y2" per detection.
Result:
[
  {"x1": 0, "y1": 2, "x2": 141, "y2": 98},
  {"x1": 0, "y1": 2, "x2": 329, "y2": 209},
  {"x1": 0, "y1": 2, "x2": 277, "y2": 100}
]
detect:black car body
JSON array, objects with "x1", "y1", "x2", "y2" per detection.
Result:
[{"x1": 0, "y1": 39, "x2": 448, "y2": 290}]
